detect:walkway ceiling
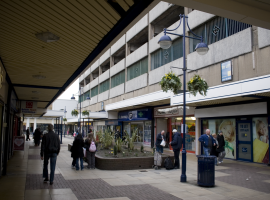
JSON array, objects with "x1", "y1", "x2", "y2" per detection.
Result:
[
  {"x1": 167, "y1": 0, "x2": 270, "y2": 29},
  {"x1": 0, "y1": 0, "x2": 156, "y2": 117}
]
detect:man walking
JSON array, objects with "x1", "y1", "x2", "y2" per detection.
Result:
[
  {"x1": 199, "y1": 129, "x2": 216, "y2": 156},
  {"x1": 170, "y1": 129, "x2": 183, "y2": 169},
  {"x1": 40, "y1": 124, "x2": 61, "y2": 185},
  {"x1": 26, "y1": 127, "x2": 30, "y2": 141},
  {"x1": 155, "y1": 130, "x2": 165, "y2": 153}
]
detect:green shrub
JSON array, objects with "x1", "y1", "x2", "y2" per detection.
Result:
[
  {"x1": 116, "y1": 137, "x2": 123, "y2": 152},
  {"x1": 113, "y1": 145, "x2": 117, "y2": 155},
  {"x1": 141, "y1": 145, "x2": 144, "y2": 152}
]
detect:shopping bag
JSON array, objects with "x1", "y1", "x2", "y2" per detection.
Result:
[{"x1": 160, "y1": 139, "x2": 166, "y2": 147}]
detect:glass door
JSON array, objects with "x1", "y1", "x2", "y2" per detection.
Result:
[
  {"x1": 131, "y1": 122, "x2": 144, "y2": 142},
  {"x1": 236, "y1": 121, "x2": 253, "y2": 161}
]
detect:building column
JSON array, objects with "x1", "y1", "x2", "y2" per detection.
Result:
[
  {"x1": 52, "y1": 119, "x2": 54, "y2": 126},
  {"x1": 26, "y1": 118, "x2": 30, "y2": 128},
  {"x1": 34, "y1": 118, "x2": 37, "y2": 131},
  {"x1": 195, "y1": 118, "x2": 201, "y2": 155}
]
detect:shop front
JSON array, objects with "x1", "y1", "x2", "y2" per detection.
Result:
[
  {"x1": 154, "y1": 106, "x2": 196, "y2": 153},
  {"x1": 105, "y1": 120, "x2": 122, "y2": 137},
  {"x1": 119, "y1": 108, "x2": 153, "y2": 146},
  {"x1": 196, "y1": 102, "x2": 270, "y2": 164}
]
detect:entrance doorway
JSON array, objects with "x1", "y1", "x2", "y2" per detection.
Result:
[
  {"x1": 130, "y1": 122, "x2": 143, "y2": 142},
  {"x1": 236, "y1": 120, "x2": 253, "y2": 162}
]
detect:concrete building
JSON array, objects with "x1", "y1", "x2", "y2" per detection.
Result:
[{"x1": 78, "y1": 2, "x2": 270, "y2": 164}]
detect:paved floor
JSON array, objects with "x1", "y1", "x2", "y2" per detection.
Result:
[{"x1": 0, "y1": 135, "x2": 270, "y2": 200}]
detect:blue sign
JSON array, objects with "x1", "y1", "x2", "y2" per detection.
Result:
[
  {"x1": 221, "y1": 60, "x2": 232, "y2": 82},
  {"x1": 242, "y1": 147, "x2": 248, "y2": 153},
  {"x1": 118, "y1": 108, "x2": 152, "y2": 121},
  {"x1": 105, "y1": 120, "x2": 120, "y2": 126}
]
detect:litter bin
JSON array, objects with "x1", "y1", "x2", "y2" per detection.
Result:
[{"x1": 197, "y1": 155, "x2": 215, "y2": 187}]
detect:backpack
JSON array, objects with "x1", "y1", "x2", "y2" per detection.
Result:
[
  {"x1": 89, "y1": 140, "x2": 96, "y2": 152},
  {"x1": 164, "y1": 157, "x2": 174, "y2": 170}
]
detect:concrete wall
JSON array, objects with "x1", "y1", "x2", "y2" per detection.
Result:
[
  {"x1": 111, "y1": 34, "x2": 126, "y2": 55},
  {"x1": 79, "y1": 74, "x2": 84, "y2": 83},
  {"x1": 126, "y1": 42, "x2": 148, "y2": 67},
  {"x1": 109, "y1": 83, "x2": 125, "y2": 98},
  {"x1": 100, "y1": 49, "x2": 110, "y2": 65},
  {"x1": 187, "y1": 28, "x2": 252, "y2": 70},
  {"x1": 52, "y1": 99, "x2": 78, "y2": 119},
  {"x1": 90, "y1": 95, "x2": 98, "y2": 105},
  {"x1": 84, "y1": 68, "x2": 90, "y2": 77},
  {"x1": 99, "y1": 70, "x2": 110, "y2": 84},
  {"x1": 258, "y1": 27, "x2": 270, "y2": 49},
  {"x1": 187, "y1": 10, "x2": 215, "y2": 30},
  {"x1": 90, "y1": 77, "x2": 98, "y2": 89},
  {"x1": 125, "y1": 74, "x2": 148, "y2": 93},
  {"x1": 98, "y1": 90, "x2": 109, "y2": 102},
  {"x1": 83, "y1": 83, "x2": 90, "y2": 93},
  {"x1": 126, "y1": 14, "x2": 148, "y2": 42},
  {"x1": 149, "y1": 1, "x2": 172, "y2": 23},
  {"x1": 110, "y1": 58, "x2": 125, "y2": 77},
  {"x1": 90, "y1": 59, "x2": 99, "y2": 72}
]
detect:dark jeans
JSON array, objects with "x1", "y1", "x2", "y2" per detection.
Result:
[
  {"x1": 43, "y1": 153, "x2": 57, "y2": 182},
  {"x1": 173, "y1": 149, "x2": 180, "y2": 168},
  {"x1": 86, "y1": 151, "x2": 95, "y2": 168},
  {"x1": 26, "y1": 135, "x2": 30, "y2": 141},
  {"x1": 76, "y1": 157, "x2": 84, "y2": 170},
  {"x1": 72, "y1": 158, "x2": 76, "y2": 167},
  {"x1": 156, "y1": 145, "x2": 163, "y2": 154}
]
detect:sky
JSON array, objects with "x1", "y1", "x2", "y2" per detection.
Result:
[{"x1": 57, "y1": 79, "x2": 79, "y2": 100}]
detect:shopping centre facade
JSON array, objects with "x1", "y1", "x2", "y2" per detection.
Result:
[{"x1": 77, "y1": 2, "x2": 270, "y2": 164}]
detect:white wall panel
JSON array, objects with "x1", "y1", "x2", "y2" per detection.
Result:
[
  {"x1": 110, "y1": 58, "x2": 125, "y2": 77},
  {"x1": 258, "y1": 27, "x2": 270, "y2": 49},
  {"x1": 90, "y1": 96, "x2": 98, "y2": 105},
  {"x1": 99, "y1": 70, "x2": 110, "y2": 84},
  {"x1": 111, "y1": 34, "x2": 126, "y2": 55},
  {"x1": 109, "y1": 83, "x2": 125, "y2": 98},
  {"x1": 188, "y1": 10, "x2": 215, "y2": 30},
  {"x1": 84, "y1": 68, "x2": 90, "y2": 77},
  {"x1": 126, "y1": 14, "x2": 148, "y2": 42},
  {"x1": 125, "y1": 74, "x2": 147, "y2": 93},
  {"x1": 98, "y1": 90, "x2": 109, "y2": 102},
  {"x1": 126, "y1": 43, "x2": 148, "y2": 67},
  {"x1": 90, "y1": 59, "x2": 99, "y2": 72},
  {"x1": 100, "y1": 49, "x2": 110, "y2": 65},
  {"x1": 149, "y1": 2, "x2": 172, "y2": 23},
  {"x1": 83, "y1": 83, "x2": 90, "y2": 93},
  {"x1": 90, "y1": 78, "x2": 98, "y2": 89}
]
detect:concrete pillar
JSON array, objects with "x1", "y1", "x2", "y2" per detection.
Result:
[
  {"x1": 195, "y1": 118, "x2": 201, "y2": 155},
  {"x1": 52, "y1": 119, "x2": 54, "y2": 125},
  {"x1": 26, "y1": 118, "x2": 30, "y2": 128},
  {"x1": 34, "y1": 118, "x2": 37, "y2": 131}
]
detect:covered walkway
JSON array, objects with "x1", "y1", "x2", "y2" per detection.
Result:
[{"x1": 1, "y1": 135, "x2": 270, "y2": 200}]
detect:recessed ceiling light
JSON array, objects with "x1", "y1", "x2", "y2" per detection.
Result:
[
  {"x1": 32, "y1": 75, "x2": 46, "y2": 79},
  {"x1": 35, "y1": 32, "x2": 60, "y2": 43}
]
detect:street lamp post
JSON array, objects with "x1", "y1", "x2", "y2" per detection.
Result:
[
  {"x1": 64, "y1": 106, "x2": 67, "y2": 137},
  {"x1": 158, "y1": 14, "x2": 209, "y2": 182}
]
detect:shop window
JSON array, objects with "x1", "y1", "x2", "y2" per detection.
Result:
[
  {"x1": 127, "y1": 57, "x2": 148, "y2": 81},
  {"x1": 189, "y1": 17, "x2": 251, "y2": 53},
  {"x1": 99, "y1": 79, "x2": 110, "y2": 94},
  {"x1": 151, "y1": 37, "x2": 183, "y2": 70},
  {"x1": 91, "y1": 86, "x2": 98, "y2": 97},
  {"x1": 111, "y1": 70, "x2": 125, "y2": 88},
  {"x1": 252, "y1": 117, "x2": 269, "y2": 164},
  {"x1": 202, "y1": 118, "x2": 236, "y2": 159}
]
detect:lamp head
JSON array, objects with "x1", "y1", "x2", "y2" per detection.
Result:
[
  {"x1": 158, "y1": 34, "x2": 172, "y2": 49},
  {"x1": 195, "y1": 42, "x2": 209, "y2": 55},
  {"x1": 71, "y1": 94, "x2": 75, "y2": 100},
  {"x1": 86, "y1": 96, "x2": 91, "y2": 100}
]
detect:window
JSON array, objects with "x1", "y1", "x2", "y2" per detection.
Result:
[
  {"x1": 151, "y1": 37, "x2": 183, "y2": 70},
  {"x1": 99, "y1": 79, "x2": 110, "y2": 94},
  {"x1": 111, "y1": 70, "x2": 125, "y2": 88},
  {"x1": 127, "y1": 57, "x2": 148, "y2": 81},
  {"x1": 91, "y1": 86, "x2": 98, "y2": 97},
  {"x1": 189, "y1": 17, "x2": 251, "y2": 53},
  {"x1": 84, "y1": 91, "x2": 90, "y2": 101}
]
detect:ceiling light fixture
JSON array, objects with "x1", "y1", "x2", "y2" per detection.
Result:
[
  {"x1": 35, "y1": 32, "x2": 60, "y2": 43},
  {"x1": 32, "y1": 75, "x2": 46, "y2": 79}
]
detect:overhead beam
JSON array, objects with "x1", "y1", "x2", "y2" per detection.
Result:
[
  {"x1": 242, "y1": 95, "x2": 270, "y2": 99},
  {"x1": 19, "y1": 99, "x2": 50, "y2": 102},
  {"x1": 13, "y1": 84, "x2": 61, "y2": 90}
]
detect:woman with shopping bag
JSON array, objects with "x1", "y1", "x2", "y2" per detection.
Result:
[{"x1": 155, "y1": 130, "x2": 165, "y2": 154}]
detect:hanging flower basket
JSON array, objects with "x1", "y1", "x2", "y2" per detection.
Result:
[
  {"x1": 160, "y1": 72, "x2": 182, "y2": 95},
  {"x1": 187, "y1": 75, "x2": 209, "y2": 96},
  {"x1": 82, "y1": 110, "x2": 89, "y2": 116},
  {"x1": 63, "y1": 118, "x2": 67, "y2": 122},
  {"x1": 71, "y1": 109, "x2": 79, "y2": 117}
]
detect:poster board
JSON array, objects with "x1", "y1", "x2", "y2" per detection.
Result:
[{"x1": 13, "y1": 136, "x2": 25, "y2": 151}]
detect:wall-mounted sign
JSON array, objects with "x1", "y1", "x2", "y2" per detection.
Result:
[
  {"x1": 101, "y1": 102, "x2": 104, "y2": 111},
  {"x1": 212, "y1": 25, "x2": 220, "y2": 36},
  {"x1": 119, "y1": 108, "x2": 152, "y2": 121},
  {"x1": 13, "y1": 136, "x2": 25, "y2": 151},
  {"x1": 21, "y1": 101, "x2": 37, "y2": 114},
  {"x1": 221, "y1": 60, "x2": 232, "y2": 82},
  {"x1": 105, "y1": 120, "x2": 120, "y2": 126}
]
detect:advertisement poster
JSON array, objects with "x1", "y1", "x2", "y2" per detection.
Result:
[
  {"x1": 221, "y1": 60, "x2": 232, "y2": 82},
  {"x1": 13, "y1": 136, "x2": 25, "y2": 151},
  {"x1": 202, "y1": 118, "x2": 236, "y2": 159},
  {"x1": 252, "y1": 117, "x2": 269, "y2": 163}
]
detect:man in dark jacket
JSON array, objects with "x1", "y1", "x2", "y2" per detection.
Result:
[
  {"x1": 155, "y1": 130, "x2": 164, "y2": 153},
  {"x1": 198, "y1": 129, "x2": 216, "y2": 156},
  {"x1": 170, "y1": 129, "x2": 183, "y2": 169},
  {"x1": 40, "y1": 124, "x2": 60, "y2": 185},
  {"x1": 217, "y1": 130, "x2": 226, "y2": 163},
  {"x1": 26, "y1": 127, "x2": 30, "y2": 141}
]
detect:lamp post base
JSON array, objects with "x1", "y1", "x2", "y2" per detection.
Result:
[
  {"x1": 181, "y1": 148, "x2": 187, "y2": 182},
  {"x1": 180, "y1": 174, "x2": 187, "y2": 182}
]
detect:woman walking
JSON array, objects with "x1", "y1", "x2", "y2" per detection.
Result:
[
  {"x1": 210, "y1": 133, "x2": 219, "y2": 166},
  {"x1": 217, "y1": 131, "x2": 226, "y2": 164},
  {"x1": 72, "y1": 133, "x2": 84, "y2": 171},
  {"x1": 84, "y1": 132, "x2": 96, "y2": 169}
]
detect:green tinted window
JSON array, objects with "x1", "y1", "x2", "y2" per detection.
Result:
[
  {"x1": 91, "y1": 86, "x2": 98, "y2": 97},
  {"x1": 84, "y1": 91, "x2": 90, "y2": 101},
  {"x1": 79, "y1": 95, "x2": 83, "y2": 103},
  {"x1": 127, "y1": 57, "x2": 148, "y2": 81},
  {"x1": 99, "y1": 79, "x2": 110, "y2": 94},
  {"x1": 111, "y1": 70, "x2": 125, "y2": 88}
]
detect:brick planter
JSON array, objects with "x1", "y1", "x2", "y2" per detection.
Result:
[{"x1": 95, "y1": 154, "x2": 174, "y2": 170}]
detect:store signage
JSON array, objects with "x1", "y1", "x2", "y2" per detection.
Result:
[
  {"x1": 21, "y1": 101, "x2": 37, "y2": 114},
  {"x1": 13, "y1": 136, "x2": 25, "y2": 151},
  {"x1": 119, "y1": 109, "x2": 152, "y2": 121},
  {"x1": 242, "y1": 147, "x2": 248, "y2": 153},
  {"x1": 221, "y1": 60, "x2": 232, "y2": 82},
  {"x1": 105, "y1": 120, "x2": 120, "y2": 126}
]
